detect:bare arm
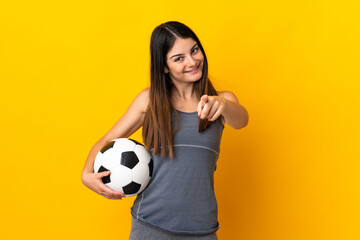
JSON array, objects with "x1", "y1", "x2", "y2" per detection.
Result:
[
  {"x1": 220, "y1": 91, "x2": 249, "y2": 129},
  {"x1": 81, "y1": 87, "x2": 149, "y2": 199}
]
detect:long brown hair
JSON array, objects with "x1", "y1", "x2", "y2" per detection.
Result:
[{"x1": 142, "y1": 21, "x2": 218, "y2": 158}]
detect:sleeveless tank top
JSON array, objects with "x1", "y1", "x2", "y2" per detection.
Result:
[{"x1": 131, "y1": 108, "x2": 225, "y2": 235}]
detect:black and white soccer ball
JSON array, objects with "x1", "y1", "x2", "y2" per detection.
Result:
[{"x1": 93, "y1": 138, "x2": 153, "y2": 197}]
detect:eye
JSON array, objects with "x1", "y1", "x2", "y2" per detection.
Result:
[
  {"x1": 175, "y1": 57, "x2": 183, "y2": 62},
  {"x1": 192, "y1": 47, "x2": 199, "y2": 54}
]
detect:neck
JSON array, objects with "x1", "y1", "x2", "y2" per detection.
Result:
[{"x1": 171, "y1": 83, "x2": 196, "y2": 100}]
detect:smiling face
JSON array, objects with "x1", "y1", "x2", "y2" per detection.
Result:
[{"x1": 164, "y1": 37, "x2": 204, "y2": 84}]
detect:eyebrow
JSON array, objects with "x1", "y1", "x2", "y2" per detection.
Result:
[{"x1": 169, "y1": 43, "x2": 198, "y2": 60}]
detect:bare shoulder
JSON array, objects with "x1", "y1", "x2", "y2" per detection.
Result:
[
  {"x1": 97, "y1": 87, "x2": 150, "y2": 142},
  {"x1": 217, "y1": 90, "x2": 239, "y2": 103},
  {"x1": 135, "y1": 87, "x2": 150, "y2": 113}
]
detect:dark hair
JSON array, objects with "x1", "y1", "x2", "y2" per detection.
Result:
[{"x1": 142, "y1": 21, "x2": 218, "y2": 158}]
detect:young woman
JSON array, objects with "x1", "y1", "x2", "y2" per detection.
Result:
[{"x1": 81, "y1": 21, "x2": 249, "y2": 240}]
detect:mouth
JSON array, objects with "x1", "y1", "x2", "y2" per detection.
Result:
[{"x1": 184, "y1": 64, "x2": 201, "y2": 73}]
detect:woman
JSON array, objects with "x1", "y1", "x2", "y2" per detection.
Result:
[{"x1": 81, "y1": 21, "x2": 249, "y2": 240}]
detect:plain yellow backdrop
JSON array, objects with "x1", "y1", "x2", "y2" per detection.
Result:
[{"x1": 1, "y1": 0, "x2": 359, "y2": 239}]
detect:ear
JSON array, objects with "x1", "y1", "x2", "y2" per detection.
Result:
[{"x1": 164, "y1": 66, "x2": 169, "y2": 74}]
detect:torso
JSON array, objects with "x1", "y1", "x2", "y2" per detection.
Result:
[{"x1": 131, "y1": 105, "x2": 224, "y2": 234}]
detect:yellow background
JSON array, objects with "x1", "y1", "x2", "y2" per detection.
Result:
[{"x1": 1, "y1": 0, "x2": 359, "y2": 239}]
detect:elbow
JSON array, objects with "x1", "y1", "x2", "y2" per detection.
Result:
[
  {"x1": 81, "y1": 172, "x2": 86, "y2": 185},
  {"x1": 235, "y1": 123, "x2": 247, "y2": 130},
  {"x1": 231, "y1": 121, "x2": 248, "y2": 130},
  {"x1": 236, "y1": 113, "x2": 249, "y2": 129},
  {"x1": 242, "y1": 117, "x2": 249, "y2": 128}
]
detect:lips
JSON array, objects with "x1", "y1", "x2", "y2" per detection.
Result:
[{"x1": 185, "y1": 64, "x2": 200, "y2": 73}]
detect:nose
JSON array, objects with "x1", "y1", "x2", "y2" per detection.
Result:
[{"x1": 187, "y1": 56, "x2": 197, "y2": 67}]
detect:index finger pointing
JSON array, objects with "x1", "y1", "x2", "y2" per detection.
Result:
[
  {"x1": 200, "y1": 95, "x2": 208, "y2": 103},
  {"x1": 198, "y1": 95, "x2": 208, "y2": 117},
  {"x1": 197, "y1": 100, "x2": 204, "y2": 116}
]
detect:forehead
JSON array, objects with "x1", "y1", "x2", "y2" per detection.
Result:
[{"x1": 167, "y1": 38, "x2": 197, "y2": 56}]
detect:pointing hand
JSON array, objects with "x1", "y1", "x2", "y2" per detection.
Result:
[{"x1": 197, "y1": 95, "x2": 225, "y2": 121}]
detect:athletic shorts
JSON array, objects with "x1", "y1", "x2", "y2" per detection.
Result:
[{"x1": 129, "y1": 215, "x2": 218, "y2": 240}]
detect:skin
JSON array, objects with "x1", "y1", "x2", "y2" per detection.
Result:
[
  {"x1": 81, "y1": 37, "x2": 249, "y2": 200},
  {"x1": 165, "y1": 37, "x2": 249, "y2": 129}
]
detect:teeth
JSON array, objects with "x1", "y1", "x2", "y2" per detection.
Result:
[{"x1": 187, "y1": 66, "x2": 198, "y2": 72}]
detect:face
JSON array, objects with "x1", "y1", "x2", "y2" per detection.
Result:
[{"x1": 164, "y1": 37, "x2": 204, "y2": 84}]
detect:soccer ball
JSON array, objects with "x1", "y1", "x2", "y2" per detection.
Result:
[{"x1": 93, "y1": 138, "x2": 153, "y2": 197}]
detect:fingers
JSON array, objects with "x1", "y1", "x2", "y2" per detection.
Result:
[
  {"x1": 208, "y1": 111, "x2": 222, "y2": 122},
  {"x1": 198, "y1": 95, "x2": 215, "y2": 120},
  {"x1": 198, "y1": 95, "x2": 224, "y2": 121},
  {"x1": 199, "y1": 101, "x2": 212, "y2": 119},
  {"x1": 197, "y1": 101, "x2": 204, "y2": 117},
  {"x1": 97, "y1": 171, "x2": 126, "y2": 199},
  {"x1": 200, "y1": 95, "x2": 208, "y2": 103},
  {"x1": 100, "y1": 185, "x2": 126, "y2": 199},
  {"x1": 103, "y1": 189, "x2": 126, "y2": 199},
  {"x1": 197, "y1": 95, "x2": 208, "y2": 117},
  {"x1": 98, "y1": 170, "x2": 111, "y2": 178}
]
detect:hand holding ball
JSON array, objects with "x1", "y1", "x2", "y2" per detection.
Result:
[{"x1": 94, "y1": 138, "x2": 153, "y2": 197}]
